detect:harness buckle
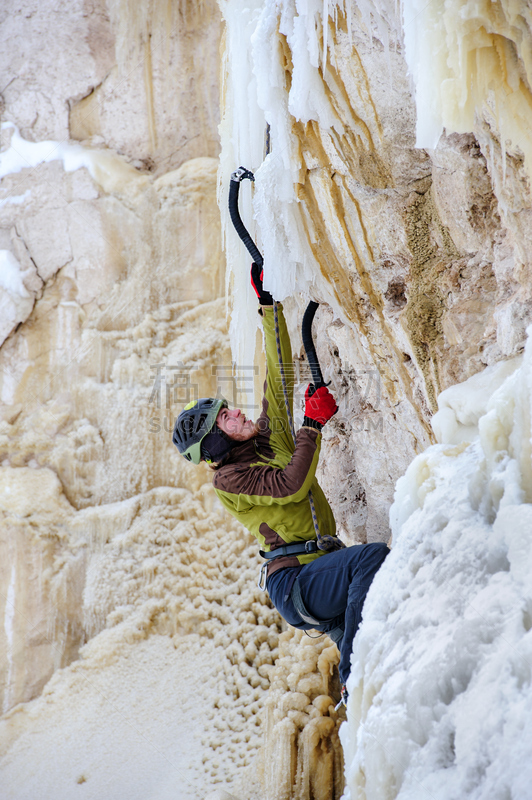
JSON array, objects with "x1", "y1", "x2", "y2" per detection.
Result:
[{"x1": 257, "y1": 562, "x2": 268, "y2": 592}]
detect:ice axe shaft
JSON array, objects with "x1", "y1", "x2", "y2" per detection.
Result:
[
  {"x1": 229, "y1": 168, "x2": 263, "y2": 267},
  {"x1": 301, "y1": 301, "x2": 327, "y2": 391},
  {"x1": 228, "y1": 167, "x2": 326, "y2": 389}
]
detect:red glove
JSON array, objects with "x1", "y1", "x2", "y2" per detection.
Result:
[
  {"x1": 250, "y1": 263, "x2": 273, "y2": 305},
  {"x1": 304, "y1": 385, "x2": 338, "y2": 426}
]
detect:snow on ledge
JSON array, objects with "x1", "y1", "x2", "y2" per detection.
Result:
[
  {"x1": 0, "y1": 122, "x2": 147, "y2": 194},
  {"x1": 0, "y1": 123, "x2": 151, "y2": 346},
  {"x1": 0, "y1": 250, "x2": 36, "y2": 346}
]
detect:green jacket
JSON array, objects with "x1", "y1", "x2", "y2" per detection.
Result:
[{"x1": 212, "y1": 304, "x2": 337, "y2": 575}]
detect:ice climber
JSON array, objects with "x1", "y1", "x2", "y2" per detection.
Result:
[{"x1": 173, "y1": 265, "x2": 389, "y2": 702}]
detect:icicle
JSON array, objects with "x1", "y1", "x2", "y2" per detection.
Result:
[
  {"x1": 400, "y1": 0, "x2": 532, "y2": 180},
  {"x1": 217, "y1": 0, "x2": 267, "y2": 409},
  {"x1": 323, "y1": 0, "x2": 328, "y2": 70}
]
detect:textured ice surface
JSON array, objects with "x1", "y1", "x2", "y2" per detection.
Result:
[
  {"x1": 341, "y1": 331, "x2": 532, "y2": 799},
  {"x1": 401, "y1": 0, "x2": 532, "y2": 177}
]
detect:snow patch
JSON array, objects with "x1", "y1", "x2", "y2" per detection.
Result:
[
  {"x1": 0, "y1": 189, "x2": 31, "y2": 208},
  {"x1": 0, "y1": 122, "x2": 146, "y2": 194},
  {"x1": 0, "y1": 250, "x2": 30, "y2": 298},
  {"x1": 0, "y1": 250, "x2": 36, "y2": 345},
  {"x1": 0, "y1": 636, "x2": 223, "y2": 800}
]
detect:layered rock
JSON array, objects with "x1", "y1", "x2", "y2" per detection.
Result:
[{"x1": 0, "y1": 4, "x2": 337, "y2": 798}]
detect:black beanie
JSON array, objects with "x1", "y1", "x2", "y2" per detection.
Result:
[{"x1": 200, "y1": 425, "x2": 234, "y2": 465}]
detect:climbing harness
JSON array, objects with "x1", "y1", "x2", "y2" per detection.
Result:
[
  {"x1": 259, "y1": 541, "x2": 318, "y2": 560},
  {"x1": 257, "y1": 540, "x2": 319, "y2": 590},
  {"x1": 291, "y1": 579, "x2": 344, "y2": 643},
  {"x1": 229, "y1": 167, "x2": 345, "y2": 592}
]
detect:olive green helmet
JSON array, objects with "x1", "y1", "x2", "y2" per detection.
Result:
[{"x1": 172, "y1": 397, "x2": 227, "y2": 464}]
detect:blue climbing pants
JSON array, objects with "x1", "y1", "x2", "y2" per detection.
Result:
[{"x1": 267, "y1": 542, "x2": 389, "y2": 685}]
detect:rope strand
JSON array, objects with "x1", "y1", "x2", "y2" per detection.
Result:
[{"x1": 273, "y1": 301, "x2": 344, "y2": 551}]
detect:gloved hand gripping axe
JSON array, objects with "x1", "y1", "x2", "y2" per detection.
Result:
[
  {"x1": 229, "y1": 167, "x2": 345, "y2": 560},
  {"x1": 229, "y1": 167, "x2": 327, "y2": 393}
]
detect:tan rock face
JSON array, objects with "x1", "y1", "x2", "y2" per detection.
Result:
[
  {"x1": 0, "y1": 0, "x2": 228, "y2": 727},
  {"x1": 71, "y1": 0, "x2": 222, "y2": 171},
  {"x1": 219, "y1": 1, "x2": 532, "y2": 553}
]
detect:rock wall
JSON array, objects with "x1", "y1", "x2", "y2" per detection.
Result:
[
  {"x1": 219, "y1": 0, "x2": 532, "y2": 549},
  {"x1": 0, "y1": 4, "x2": 342, "y2": 798}
]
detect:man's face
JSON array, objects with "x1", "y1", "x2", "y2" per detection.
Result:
[{"x1": 216, "y1": 406, "x2": 257, "y2": 442}]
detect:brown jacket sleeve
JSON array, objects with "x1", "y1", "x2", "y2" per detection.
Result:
[{"x1": 213, "y1": 427, "x2": 320, "y2": 506}]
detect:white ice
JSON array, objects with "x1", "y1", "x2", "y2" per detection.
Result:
[
  {"x1": 341, "y1": 329, "x2": 532, "y2": 798},
  {"x1": 218, "y1": 0, "x2": 346, "y2": 403},
  {"x1": 0, "y1": 250, "x2": 30, "y2": 297}
]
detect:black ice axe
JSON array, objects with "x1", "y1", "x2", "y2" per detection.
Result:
[{"x1": 229, "y1": 167, "x2": 327, "y2": 391}]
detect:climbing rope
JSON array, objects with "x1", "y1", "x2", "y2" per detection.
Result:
[
  {"x1": 274, "y1": 298, "x2": 339, "y2": 550},
  {"x1": 229, "y1": 167, "x2": 344, "y2": 552}
]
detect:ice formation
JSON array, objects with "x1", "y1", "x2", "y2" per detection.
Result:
[
  {"x1": 0, "y1": 476, "x2": 282, "y2": 798},
  {"x1": 262, "y1": 629, "x2": 345, "y2": 800},
  {"x1": 341, "y1": 333, "x2": 532, "y2": 798},
  {"x1": 402, "y1": 0, "x2": 532, "y2": 177},
  {"x1": 219, "y1": 0, "x2": 348, "y2": 378}
]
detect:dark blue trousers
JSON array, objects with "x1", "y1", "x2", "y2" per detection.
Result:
[{"x1": 267, "y1": 542, "x2": 389, "y2": 685}]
